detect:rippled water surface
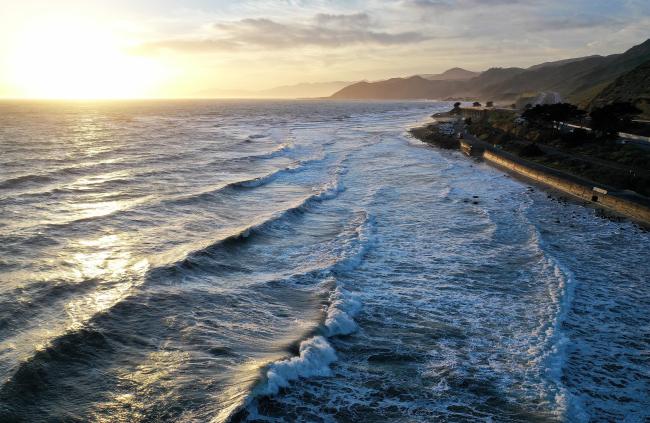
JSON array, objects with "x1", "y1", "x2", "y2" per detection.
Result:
[{"x1": 0, "y1": 100, "x2": 648, "y2": 422}]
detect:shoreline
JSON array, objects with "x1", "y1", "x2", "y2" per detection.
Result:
[{"x1": 410, "y1": 118, "x2": 650, "y2": 228}]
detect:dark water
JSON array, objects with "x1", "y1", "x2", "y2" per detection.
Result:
[{"x1": 0, "y1": 100, "x2": 648, "y2": 422}]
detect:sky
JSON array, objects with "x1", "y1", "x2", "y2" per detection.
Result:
[{"x1": 0, "y1": 0, "x2": 649, "y2": 98}]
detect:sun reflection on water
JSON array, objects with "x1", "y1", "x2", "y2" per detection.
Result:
[
  {"x1": 73, "y1": 200, "x2": 124, "y2": 220},
  {"x1": 91, "y1": 349, "x2": 192, "y2": 422},
  {"x1": 0, "y1": 230, "x2": 151, "y2": 384},
  {"x1": 65, "y1": 234, "x2": 149, "y2": 330}
]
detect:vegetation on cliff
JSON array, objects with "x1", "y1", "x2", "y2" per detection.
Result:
[{"x1": 466, "y1": 105, "x2": 650, "y2": 196}]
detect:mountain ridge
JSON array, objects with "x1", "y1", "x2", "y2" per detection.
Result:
[
  {"x1": 199, "y1": 81, "x2": 353, "y2": 99},
  {"x1": 331, "y1": 39, "x2": 650, "y2": 106},
  {"x1": 420, "y1": 67, "x2": 480, "y2": 81}
]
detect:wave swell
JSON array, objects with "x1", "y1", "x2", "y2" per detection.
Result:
[
  {"x1": 227, "y1": 210, "x2": 375, "y2": 422},
  {"x1": 173, "y1": 177, "x2": 345, "y2": 275}
]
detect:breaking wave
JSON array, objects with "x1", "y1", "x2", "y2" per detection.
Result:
[{"x1": 226, "y1": 210, "x2": 375, "y2": 421}]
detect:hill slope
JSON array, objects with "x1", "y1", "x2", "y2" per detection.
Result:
[
  {"x1": 329, "y1": 76, "x2": 465, "y2": 100},
  {"x1": 590, "y1": 60, "x2": 650, "y2": 118},
  {"x1": 331, "y1": 39, "x2": 650, "y2": 104},
  {"x1": 527, "y1": 55, "x2": 602, "y2": 71},
  {"x1": 420, "y1": 67, "x2": 480, "y2": 80},
  {"x1": 331, "y1": 69, "x2": 522, "y2": 100}
]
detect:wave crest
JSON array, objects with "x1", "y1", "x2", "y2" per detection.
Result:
[
  {"x1": 324, "y1": 286, "x2": 361, "y2": 337},
  {"x1": 257, "y1": 336, "x2": 337, "y2": 396}
]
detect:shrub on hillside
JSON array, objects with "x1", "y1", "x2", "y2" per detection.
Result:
[
  {"x1": 560, "y1": 128, "x2": 595, "y2": 147},
  {"x1": 590, "y1": 102, "x2": 642, "y2": 138},
  {"x1": 519, "y1": 143, "x2": 544, "y2": 157},
  {"x1": 522, "y1": 103, "x2": 586, "y2": 130}
]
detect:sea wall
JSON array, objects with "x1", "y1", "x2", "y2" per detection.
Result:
[
  {"x1": 482, "y1": 149, "x2": 650, "y2": 225},
  {"x1": 459, "y1": 140, "x2": 482, "y2": 157},
  {"x1": 411, "y1": 120, "x2": 650, "y2": 226}
]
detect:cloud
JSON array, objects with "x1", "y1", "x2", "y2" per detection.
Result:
[
  {"x1": 530, "y1": 14, "x2": 621, "y2": 32},
  {"x1": 402, "y1": 0, "x2": 528, "y2": 12},
  {"x1": 314, "y1": 12, "x2": 372, "y2": 28},
  {"x1": 138, "y1": 13, "x2": 428, "y2": 53}
]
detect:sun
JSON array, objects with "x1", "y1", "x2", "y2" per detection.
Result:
[{"x1": 6, "y1": 18, "x2": 165, "y2": 99}]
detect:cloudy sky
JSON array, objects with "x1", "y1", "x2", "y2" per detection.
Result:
[{"x1": 1, "y1": 0, "x2": 649, "y2": 98}]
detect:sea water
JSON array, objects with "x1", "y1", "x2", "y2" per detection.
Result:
[{"x1": 0, "y1": 100, "x2": 648, "y2": 422}]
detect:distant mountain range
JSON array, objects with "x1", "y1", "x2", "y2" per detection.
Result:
[
  {"x1": 200, "y1": 68, "x2": 478, "y2": 99},
  {"x1": 526, "y1": 55, "x2": 602, "y2": 71},
  {"x1": 419, "y1": 67, "x2": 480, "y2": 81},
  {"x1": 331, "y1": 39, "x2": 650, "y2": 108},
  {"x1": 256, "y1": 81, "x2": 353, "y2": 98},
  {"x1": 201, "y1": 81, "x2": 353, "y2": 99}
]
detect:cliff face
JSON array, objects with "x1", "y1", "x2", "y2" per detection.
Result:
[
  {"x1": 589, "y1": 60, "x2": 650, "y2": 118},
  {"x1": 331, "y1": 39, "x2": 650, "y2": 104}
]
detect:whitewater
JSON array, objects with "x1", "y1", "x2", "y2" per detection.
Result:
[{"x1": 0, "y1": 100, "x2": 648, "y2": 422}]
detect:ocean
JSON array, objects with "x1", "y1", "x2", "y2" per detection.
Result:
[{"x1": 0, "y1": 100, "x2": 648, "y2": 422}]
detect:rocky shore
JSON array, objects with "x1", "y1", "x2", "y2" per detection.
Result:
[{"x1": 410, "y1": 113, "x2": 650, "y2": 227}]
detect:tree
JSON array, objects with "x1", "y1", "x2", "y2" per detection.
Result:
[
  {"x1": 561, "y1": 128, "x2": 595, "y2": 147},
  {"x1": 451, "y1": 102, "x2": 462, "y2": 114},
  {"x1": 473, "y1": 101, "x2": 482, "y2": 107},
  {"x1": 550, "y1": 103, "x2": 586, "y2": 126},
  {"x1": 519, "y1": 143, "x2": 544, "y2": 157},
  {"x1": 522, "y1": 103, "x2": 586, "y2": 132},
  {"x1": 522, "y1": 105, "x2": 544, "y2": 125},
  {"x1": 590, "y1": 102, "x2": 642, "y2": 138}
]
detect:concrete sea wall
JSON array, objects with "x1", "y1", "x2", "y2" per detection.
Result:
[
  {"x1": 412, "y1": 120, "x2": 650, "y2": 226},
  {"x1": 481, "y1": 149, "x2": 650, "y2": 225}
]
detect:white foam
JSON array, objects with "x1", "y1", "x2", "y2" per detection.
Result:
[
  {"x1": 257, "y1": 142, "x2": 292, "y2": 159},
  {"x1": 234, "y1": 160, "x2": 304, "y2": 188},
  {"x1": 334, "y1": 211, "x2": 375, "y2": 272},
  {"x1": 253, "y1": 285, "x2": 362, "y2": 398},
  {"x1": 324, "y1": 286, "x2": 362, "y2": 336},
  {"x1": 234, "y1": 151, "x2": 330, "y2": 189},
  {"x1": 529, "y1": 225, "x2": 587, "y2": 422},
  {"x1": 257, "y1": 336, "x2": 337, "y2": 396},
  {"x1": 237, "y1": 209, "x2": 372, "y2": 417},
  {"x1": 313, "y1": 177, "x2": 345, "y2": 201}
]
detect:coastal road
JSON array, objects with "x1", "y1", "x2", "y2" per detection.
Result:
[{"x1": 560, "y1": 122, "x2": 650, "y2": 147}]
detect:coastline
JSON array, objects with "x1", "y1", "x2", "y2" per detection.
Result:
[{"x1": 410, "y1": 117, "x2": 650, "y2": 228}]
